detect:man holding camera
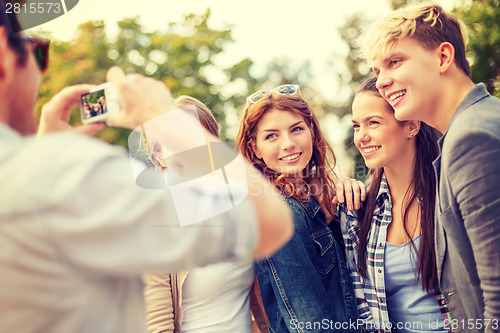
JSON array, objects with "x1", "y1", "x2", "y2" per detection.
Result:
[{"x1": 0, "y1": 2, "x2": 293, "y2": 333}]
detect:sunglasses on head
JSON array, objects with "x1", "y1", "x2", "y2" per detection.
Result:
[
  {"x1": 22, "y1": 36, "x2": 50, "y2": 72},
  {"x1": 246, "y1": 84, "x2": 301, "y2": 106}
]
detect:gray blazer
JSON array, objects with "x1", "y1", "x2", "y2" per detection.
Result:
[{"x1": 433, "y1": 84, "x2": 500, "y2": 333}]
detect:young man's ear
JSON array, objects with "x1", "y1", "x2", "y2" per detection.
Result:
[
  {"x1": 437, "y1": 42, "x2": 455, "y2": 74},
  {"x1": 407, "y1": 120, "x2": 421, "y2": 138},
  {"x1": 250, "y1": 141, "x2": 262, "y2": 159}
]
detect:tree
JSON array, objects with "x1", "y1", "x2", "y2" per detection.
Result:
[
  {"x1": 36, "y1": 20, "x2": 125, "y2": 143},
  {"x1": 455, "y1": 0, "x2": 500, "y2": 97},
  {"x1": 36, "y1": 9, "x2": 259, "y2": 146},
  {"x1": 223, "y1": 57, "x2": 319, "y2": 140}
]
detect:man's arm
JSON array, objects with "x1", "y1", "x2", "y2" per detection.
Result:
[
  {"x1": 39, "y1": 67, "x2": 292, "y2": 262},
  {"x1": 447, "y1": 128, "x2": 500, "y2": 326},
  {"x1": 105, "y1": 66, "x2": 292, "y2": 259}
]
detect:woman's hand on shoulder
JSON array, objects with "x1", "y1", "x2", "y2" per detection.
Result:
[{"x1": 334, "y1": 177, "x2": 366, "y2": 211}]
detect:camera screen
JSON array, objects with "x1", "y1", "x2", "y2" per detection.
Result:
[{"x1": 81, "y1": 89, "x2": 108, "y2": 120}]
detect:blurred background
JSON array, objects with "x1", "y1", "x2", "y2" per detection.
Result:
[{"x1": 25, "y1": 0, "x2": 499, "y2": 181}]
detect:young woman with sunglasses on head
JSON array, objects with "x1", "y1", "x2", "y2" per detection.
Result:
[
  {"x1": 236, "y1": 85, "x2": 362, "y2": 333},
  {"x1": 341, "y1": 77, "x2": 450, "y2": 333}
]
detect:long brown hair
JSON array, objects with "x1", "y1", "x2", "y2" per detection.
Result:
[
  {"x1": 235, "y1": 89, "x2": 337, "y2": 217},
  {"x1": 355, "y1": 77, "x2": 440, "y2": 292}
]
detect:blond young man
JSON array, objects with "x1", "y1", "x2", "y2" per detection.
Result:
[{"x1": 358, "y1": 4, "x2": 500, "y2": 333}]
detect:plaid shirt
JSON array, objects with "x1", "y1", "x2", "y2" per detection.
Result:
[{"x1": 339, "y1": 175, "x2": 454, "y2": 333}]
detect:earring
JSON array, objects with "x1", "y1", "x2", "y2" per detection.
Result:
[
  {"x1": 159, "y1": 159, "x2": 166, "y2": 168},
  {"x1": 409, "y1": 133, "x2": 414, "y2": 137}
]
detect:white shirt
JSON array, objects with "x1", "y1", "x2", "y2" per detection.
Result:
[
  {"x1": 181, "y1": 262, "x2": 254, "y2": 333},
  {"x1": 0, "y1": 124, "x2": 257, "y2": 333}
]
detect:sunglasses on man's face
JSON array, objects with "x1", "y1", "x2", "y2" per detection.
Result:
[
  {"x1": 22, "y1": 36, "x2": 50, "y2": 72},
  {"x1": 246, "y1": 84, "x2": 301, "y2": 106}
]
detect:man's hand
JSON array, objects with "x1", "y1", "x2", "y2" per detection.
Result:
[
  {"x1": 38, "y1": 85, "x2": 105, "y2": 136},
  {"x1": 105, "y1": 67, "x2": 176, "y2": 129}
]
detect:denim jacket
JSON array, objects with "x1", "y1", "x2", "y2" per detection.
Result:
[{"x1": 255, "y1": 196, "x2": 361, "y2": 333}]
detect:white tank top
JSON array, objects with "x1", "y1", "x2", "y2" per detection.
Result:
[{"x1": 181, "y1": 262, "x2": 254, "y2": 333}]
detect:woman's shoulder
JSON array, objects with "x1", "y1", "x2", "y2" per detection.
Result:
[
  {"x1": 283, "y1": 196, "x2": 321, "y2": 219},
  {"x1": 283, "y1": 196, "x2": 330, "y2": 237},
  {"x1": 337, "y1": 202, "x2": 362, "y2": 220},
  {"x1": 283, "y1": 197, "x2": 307, "y2": 223},
  {"x1": 337, "y1": 202, "x2": 363, "y2": 237},
  {"x1": 283, "y1": 196, "x2": 302, "y2": 208}
]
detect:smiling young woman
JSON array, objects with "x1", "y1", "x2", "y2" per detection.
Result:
[
  {"x1": 236, "y1": 84, "x2": 362, "y2": 333},
  {"x1": 341, "y1": 77, "x2": 451, "y2": 333},
  {"x1": 251, "y1": 108, "x2": 313, "y2": 179}
]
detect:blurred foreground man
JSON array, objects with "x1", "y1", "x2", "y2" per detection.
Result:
[{"x1": 0, "y1": 2, "x2": 292, "y2": 332}]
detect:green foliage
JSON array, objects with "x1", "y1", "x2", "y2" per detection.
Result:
[
  {"x1": 33, "y1": 2, "x2": 497, "y2": 181},
  {"x1": 37, "y1": 9, "x2": 259, "y2": 146},
  {"x1": 337, "y1": 14, "x2": 371, "y2": 117},
  {"x1": 391, "y1": 0, "x2": 417, "y2": 10},
  {"x1": 455, "y1": 0, "x2": 500, "y2": 97},
  {"x1": 335, "y1": 13, "x2": 371, "y2": 180}
]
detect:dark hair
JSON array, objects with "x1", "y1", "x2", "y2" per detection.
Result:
[
  {"x1": 235, "y1": 89, "x2": 337, "y2": 217},
  {"x1": 355, "y1": 77, "x2": 440, "y2": 292},
  {"x1": 0, "y1": 1, "x2": 28, "y2": 65}
]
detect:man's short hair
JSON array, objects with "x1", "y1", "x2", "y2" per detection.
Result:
[
  {"x1": 0, "y1": 0, "x2": 28, "y2": 65},
  {"x1": 359, "y1": 3, "x2": 471, "y2": 77}
]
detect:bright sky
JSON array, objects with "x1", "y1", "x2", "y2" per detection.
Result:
[{"x1": 26, "y1": 0, "x2": 463, "y2": 104}]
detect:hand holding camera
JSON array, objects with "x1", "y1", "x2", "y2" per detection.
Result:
[
  {"x1": 38, "y1": 85, "x2": 105, "y2": 136},
  {"x1": 104, "y1": 66, "x2": 176, "y2": 129},
  {"x1": 38, "y1": 67, "x2": 176, "y2": 135}
]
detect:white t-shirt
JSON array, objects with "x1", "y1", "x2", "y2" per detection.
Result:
[
  {"x1": 0, "y1": 124, "x2": 257, "y2": 333},
  {"x1": 181, "y1": 262, "x2": 254, "y2": 333}
]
